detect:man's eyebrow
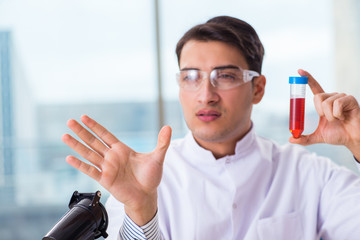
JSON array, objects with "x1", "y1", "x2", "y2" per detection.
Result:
[
  {"x1": 180, "y1": 65, "x2": 239, "y2": 71},
  {"x1": 213, "y1": 65, "x2": 239, "y2": 70},
  {"x1": 180, "y1": 67, "x2": 199, "y2": 71}
]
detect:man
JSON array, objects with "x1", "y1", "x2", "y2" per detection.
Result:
[{"x1": 62, "y1": 16, "x2": 360, "y2": 239}]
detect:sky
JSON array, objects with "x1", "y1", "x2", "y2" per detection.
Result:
[{"x1": 0, "y1": 0, "x2": 335, "y2": 110}]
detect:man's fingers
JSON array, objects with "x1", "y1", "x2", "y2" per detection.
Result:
[
  {"x1": 322, "y1": 93, "x2": 347, "y2": 121},
  {"x1": 289, "y1": 135, "x2": 308, "y2": 145},
  {"x1": 66, "y1": 155, "x2": 101, "y2": 181},
  {"x1": 67, "y1": 118, "x2": 109, "y2": 157},
  {"x1": 333, "y1": 95, "x2": 359, "y2": 120},
  {"x1": 314, "y1": 93, "x2": 345, "y2": 121},
  {"x1": 154, "y1": 126, "x2": 172, "y2": 164},
  {"x1": 314, "y1": 93, "x2": 355, "y2": 122},
  {"x1": 81, "y1": 115, "x2": 120, "y2": 147},
  {"x1": 289, "y1": 132, "x2": 324, "y2": 146},
  {"x1": 62, "y1": 133, "x2": 104, "y2": 169},
  {"x1": 298, "y1": 69, "x2": 324, "y2": 95}
]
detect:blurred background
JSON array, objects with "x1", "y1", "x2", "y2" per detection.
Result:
[{"x1": 0, "y1": 0, "x2": 359, "y2": 238}]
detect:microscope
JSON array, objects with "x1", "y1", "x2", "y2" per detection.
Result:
[{"x1": 43, "y1": 191, "x2": 108, "y2": 240}]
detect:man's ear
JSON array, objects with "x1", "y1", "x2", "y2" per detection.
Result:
[{"x1": 252, "y1": 75, "x2": 266, "y2": 104}]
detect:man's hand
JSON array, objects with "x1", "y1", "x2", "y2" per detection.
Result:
[
  {"x1": 289, "y1": 69, "x2": 360, "y2": 160},
  {"x1": 62, "y1": 115, "x2": 172, "y2": 225}
]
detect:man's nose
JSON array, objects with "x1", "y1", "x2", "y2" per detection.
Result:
[{"x1": 196, "y1": 78, "x2": 220, "y2": 105}]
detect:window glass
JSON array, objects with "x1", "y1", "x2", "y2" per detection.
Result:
[{"x1": 0, "y1": 0, "x2": 160, "y2": 238}]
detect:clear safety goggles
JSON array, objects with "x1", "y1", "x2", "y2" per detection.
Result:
[{"x1": 176, "y1": 66, "x2": 260, "y2": 91}]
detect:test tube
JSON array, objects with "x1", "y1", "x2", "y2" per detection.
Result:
[{"x1": 289, "y1": 76, "x2": 308, "y2": 138}]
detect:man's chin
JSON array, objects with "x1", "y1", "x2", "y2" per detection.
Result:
[{"x1": 192, "y1": 129, "x2": 228, "y2": 143}]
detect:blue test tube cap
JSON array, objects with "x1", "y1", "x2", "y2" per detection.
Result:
[{"x1": 289, "y1": 76, "x2": 308, "y2": 84}]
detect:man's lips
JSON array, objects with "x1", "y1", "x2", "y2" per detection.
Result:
[{"x1": 196, "y1": 110, "x2": 221, "y2": 122}]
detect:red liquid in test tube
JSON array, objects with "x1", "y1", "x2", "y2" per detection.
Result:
[
  {"x1": 289, "y1": 77, "x2": 308, "y2": 138},
  {"x1": 290, "y1": 98, "x2": 305, "y2": 138}
]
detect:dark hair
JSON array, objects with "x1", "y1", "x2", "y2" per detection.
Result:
[{"x1": 176, "y1": 16, "x2": 264, "y2": 73}]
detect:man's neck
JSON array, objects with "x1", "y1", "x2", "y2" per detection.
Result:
[{"x1": 193, "y1": 125, "x2": 252, "y2": 159}]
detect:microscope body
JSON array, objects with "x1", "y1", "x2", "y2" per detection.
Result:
[{"x1": 43, "y1": 191, "x2": 108, "y2": 240}]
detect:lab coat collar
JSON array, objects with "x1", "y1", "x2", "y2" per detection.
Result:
[{"x1": 184, "y1": 123, "x2": 262, "y2": 165}]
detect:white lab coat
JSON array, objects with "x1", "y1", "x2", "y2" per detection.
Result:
[{"x1": 106, "y1": 126, "x2": 360, "y2": 240}]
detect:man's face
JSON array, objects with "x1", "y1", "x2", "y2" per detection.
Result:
[{"x1": 179, "y1": 40, "x2": 260, "y2": 147}]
